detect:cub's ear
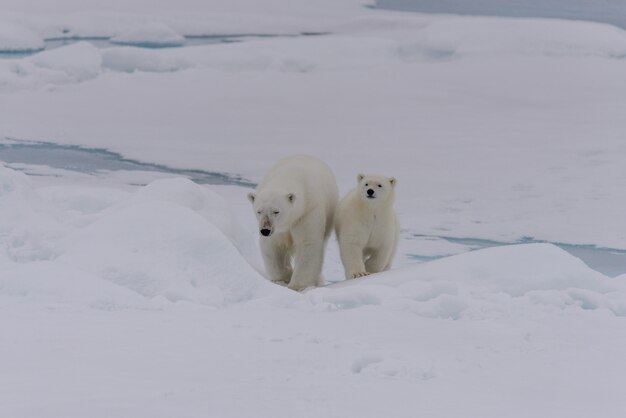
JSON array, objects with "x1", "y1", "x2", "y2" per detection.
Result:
[
  {"x1": 247, "y1": 192, "x2": 256, "y2": 204},
  {"x1": 357, "y1": 173, "x2": 365, "y2": 183},
  {"x1": 287, "y1": 193, "x2": 296, "y2": 203},
  {"x1": 389, "y1": 177, "x2": 396, "y2": 187}
]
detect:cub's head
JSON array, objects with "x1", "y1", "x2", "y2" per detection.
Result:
[
  {"x1": 356, "y1": 173, "x2": 396, "y2": 205},
  {"x1": 247, "y1": 191, "x2": 295, "y2": 237}
]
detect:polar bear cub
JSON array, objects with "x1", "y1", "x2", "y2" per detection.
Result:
[
  {"x1": 248, "y1": 155, "x2": 339, "y2": 291},
  {"x1": 335, "y1": 173, "x2": 399, "y2": 279}
]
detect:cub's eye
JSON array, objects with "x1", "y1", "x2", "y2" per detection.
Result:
[
  {"x1": 273, "y1": 211, "x2": 280, "y2": 215},
  {"x1": 256, "y1": 210, "x2": 261, "y2": 214},
  {"x1": 365, "y1": 183, "x2": 369, "y2": 187},
  {"x1": 378, "y1": 184, "x2": 382, "y2": 188}
]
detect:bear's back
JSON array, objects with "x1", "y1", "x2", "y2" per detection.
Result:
[{"x1": 258, "y1": 155, "x2": 337, "y2": 201}]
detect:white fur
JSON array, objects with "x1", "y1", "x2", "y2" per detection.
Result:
[
  {"x1": 248, "y1": 155, "x2": 338, "y2": 291},
  {"x1": 335, "y1": 173, "x2": 399, "y2": 280}
]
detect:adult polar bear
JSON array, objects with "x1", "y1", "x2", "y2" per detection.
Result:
[
  {"x1": 248, "y1": 155, "x2": 338, "y2": 291},
  {"x1": 335, "y1": 173, "x2": 399, "y2": 280}
]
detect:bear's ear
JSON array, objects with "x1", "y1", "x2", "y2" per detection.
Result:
[
  {"x1": 389, "y1": 177, "x2": 396, "y2": 187},
  {"x1": 286, "y1": 193, "x2": 296, "y2": 204},
  {"x1": 357, "y1": 173, "x2": 365, "y2": 183},
  {"x1": 247, "y1": 192, "x2": 256, "y2": 204}
]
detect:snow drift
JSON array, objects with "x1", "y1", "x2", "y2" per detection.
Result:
[{"x1": 0, "y1": 166, "x2": 281, "y2": 308}]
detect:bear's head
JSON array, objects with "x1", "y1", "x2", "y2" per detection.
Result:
[
  {"x1": 356, "y1": 173, "x2": 396, "y2": 206},
  {"x1": 247, "y1": 191, "x2": 296, "y2": 237}
]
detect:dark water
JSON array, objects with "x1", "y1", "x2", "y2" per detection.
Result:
[
  {"x1": 0, "y1": 140, "x2": 255, "y2": 188},
  {"x1": 376, "y1": 0, "x2": 626, "y2": 30},
  {"x1": 408, "y1": 234, "x2": 626, "y2": 278},
  {"x1": 0, "y1": 32, "x2": 327, "y2": 58},
  {"x1": 0, "y1": 36, "x2": 227, "y2": 58}
]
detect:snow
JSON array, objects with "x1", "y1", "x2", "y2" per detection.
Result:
[
  {"x1": 1, "y1": 0, "x2": 626, "y2": 416},
  {"x1": 308, "y1": 243, "x2": 626, "y2": 320},
  {"x1": 0, "y1": 170, "x2": 279, "y2": 308},
  {"x1": 30, "y1": 41, "x2": 102, "y2": 82},
  {"x1": 102, "y1": 46, "x2": 192, "y2": 73},
  {"x1": 0, "y1": 42, "x2": 103, "y2": 91},
  {"x1": 110, "y1": 22, "x2": 186, "y2": 47},
  {"x1": 0, "y1": 22, "x2": 44, "y2": 53}
]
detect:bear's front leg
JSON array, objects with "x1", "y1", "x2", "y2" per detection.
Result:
[
  {"x1": 288, "y1": 240, "x2": 324, "y2": 291},
  {"x1": 338, "y1": 240, "x2": 368, "y2": 280},
  {"x1": 260, "y1": 236, "x2": 293, "y2": 284},
  {"x1": 364, "y1": 245, "x2": 393, "y2": 274}
]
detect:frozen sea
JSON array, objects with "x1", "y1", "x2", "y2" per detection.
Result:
[
  {"x1": 377, "y1": 0, "x2": 626, "y2": 30},
  {"x1": 1, "y1": 1, "x2": 626, "y2": 417}
]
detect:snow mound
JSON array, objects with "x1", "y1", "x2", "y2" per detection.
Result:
[
  {"x1": 30, "y1": 41, "x2": 101, "y2": 83},
  {"x1": 38, "y1": 185, "x2": 130, "y2": 226},
  {"x1": 0, "y1": 167, "x2": 284, "y2": 309},
  {"x1": 58, "y1": 179, "x2": 280, "y2": 306},
  {"x1": 133, "y1": 178, "x2": 231, "y2": 231},
  {"x1": 130, "y1": 178, "x2": 248, "y2": 251},
  {"x1": 405, "y1": 242, "x2": 611, "y2": 295},
  {"x1": 0, "y1": 22, "x2": 44, "y2": 53},
  {"x1": 0, "y1": 164, "x2": 61, "y2": 263},
  {"x1": 111, "y1": 22, "x2": 186, "y2": 47},
  {"x1": 307, "y1": 244, "x2": 626, "y2": 317},
  {"x1": 102, "y1": 47, "x2": 192, "y2": 73},
  {"x1": 411, "y1": 17, "x2": 626, "y2": 58}
]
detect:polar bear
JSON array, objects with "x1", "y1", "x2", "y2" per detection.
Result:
[
  {"x1": 335, "y1": 173, "x2": 399, "y2": 280},
  {"x1": 247, "y1": 155, "x2": 339, "y2": 291}
]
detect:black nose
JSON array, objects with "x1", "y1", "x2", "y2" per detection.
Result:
[
  {"x1": 260, "y1": 228, "x2": 271, "y2": 237},
  {"x1": 367, "y1": 189, "x2": 375, "y2": 196}
]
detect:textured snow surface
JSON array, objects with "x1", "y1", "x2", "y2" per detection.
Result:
[
  {"x1": 1, "y1": 0, "x2": 626, "y2": 416},
  {"x1": 0, "y1": 22, "x2": 44, "y2": 52},
  {"x1": 2, "y1": 161, "x2": 626, "y2": 417},
  {"x1": 111, "y1": 22, "x2": 186, "y2": 47}
]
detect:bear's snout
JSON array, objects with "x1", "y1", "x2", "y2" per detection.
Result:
[
  {"x1": 260, "y1": 228, "x2": 272, "y2": 237},
  {"x1": 367, "y1": 189, "x2": 375, "y2": 198}
]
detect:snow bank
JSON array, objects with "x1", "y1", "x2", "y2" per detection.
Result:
[
  {"x1": 307, "y1": 244, "x2": 626, "y2": 318},
  {"x1": 0, "y1": 164, "x2": 60, "y2": 263},
  {"x1": 3, "y1": 12, "x2": 626, "y2": 91},
  {"x1": 30, "y1": 41, "x2": 102, "y2": 82},
  {"x1": 7, "y1": 159, "x2": 622, "y2": 315},
  {"x1": 111, "y1": 22, "x2": 186, "y2": 47},
  {"x1": 58, "y1": 199, "x2": 269, "y2": 305},
  {"x1": 100, "y1": 17, "x2": 626, "y2": 78},
  {"x1": 398, "y1": 243, "x2": 611, "y2": 295},
  {"x1": 0, "y1": 42, "x2": 103, "y2": 91},
  {"x1": 0, "y1": 166, "x2": 282, "y2": 308},
  {"x1": 410, "y1": 16, "x2": 626, "y2": 58},
  {"x1": 0, "y1": 22, "x2": 44, "y2": 52},
  {"x1": 102, "y1": 47, "x2": 192, "y2": 73}
]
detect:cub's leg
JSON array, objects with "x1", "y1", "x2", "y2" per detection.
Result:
[
  {"x1": 365, "y1": 245, "x2": 394, "y2": 274},
  {"x1": 338, "y1": 238, "x2": 369, "y2": 279}
]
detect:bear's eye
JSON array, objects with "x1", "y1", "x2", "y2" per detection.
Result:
[
  {"x1": 273, "y1": 211, "x2": 280, "y2": 215},
  {"x1": 378, "y1": 184, "x2": 382, "y2": 188},
  {"x1": 256, "y1": 210, "x2": 261, "y2": 215},
  {"x1": 365, "y1": 183, "x2": 369, "y2": 187}
]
